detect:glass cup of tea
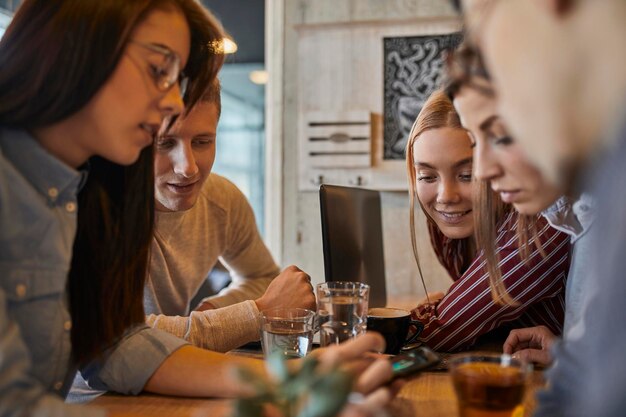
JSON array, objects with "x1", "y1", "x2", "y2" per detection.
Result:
[
  {"x1": 449, "y1": 352, "x2": 532, "y2": 417},
  {"x1": 260, "y1": 308, "x2": 316, "y2": 359},
  {"x1": 316, "y1": 281, "x2": 369, "y2": 346}
]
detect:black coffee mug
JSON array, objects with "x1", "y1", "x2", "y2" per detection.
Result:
[{"x1": 366, "y1": 307, "x2": 424, "y2": 354}]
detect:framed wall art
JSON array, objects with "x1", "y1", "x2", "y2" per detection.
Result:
[{"x1": 383, "y1": 33, "x2": 462, "y2": 160}]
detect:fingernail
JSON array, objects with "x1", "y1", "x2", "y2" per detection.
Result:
[{"x1": 347, "y1": 392, "x2": 366, "y2": 405}]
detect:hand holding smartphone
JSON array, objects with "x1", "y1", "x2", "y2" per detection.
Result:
[{"x1": 390, "y1": 346, "x2": 440, "y2": 379}]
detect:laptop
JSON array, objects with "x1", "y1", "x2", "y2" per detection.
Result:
[{"x1": 319, "y1": 184, "x2": 387, "y2": 307}]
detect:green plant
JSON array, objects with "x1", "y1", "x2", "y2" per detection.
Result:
[{"x1": 232, "y1": 353, "x2": 353, "y2": 417}]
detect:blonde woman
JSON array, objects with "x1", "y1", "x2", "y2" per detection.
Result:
[{"x1": 405, "y1": 90, "x2": 570, "y2": 351}]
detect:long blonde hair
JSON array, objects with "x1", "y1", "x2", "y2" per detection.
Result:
[
  {"x1": 474, "y1": 181, "x2": 521, "y2": 305},
  {"x1": 406, "y1": 91, "x2": 471, "y2": 298},
  {"x1": 406, "y1": 90, "x2": 514, "y2": 305}
]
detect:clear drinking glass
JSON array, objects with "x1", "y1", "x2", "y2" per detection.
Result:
[
  {"x1": 449, "y1": 352, "x2": 532, "y2": 417},
  {"x1": 260, "y1": 308, "x2": 316, "y2": 359},
  {"x1": 316, "y1": 282, "x2": 369, "y2": 346}
]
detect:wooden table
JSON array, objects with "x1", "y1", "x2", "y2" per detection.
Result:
[
  {"x1": 91, "y1": 369, "x2": 545, "y2": 417},
  {"x1": 91, "y1": 293, "x2": 541, "y2": 417}
]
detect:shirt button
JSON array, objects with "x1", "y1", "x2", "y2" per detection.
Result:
[
  {"x1": 53, "y1": 381, "x2": 63, "y2": 391},
  {"x1": 48, "y1": 187, "x2": 59, "y2": 199},
  {"x1": 15, "y1": 284, "x2": 26, "y2": 298},
  {"x1": 65, "y1": 202, "x2": 76, "y2": 213},
  {"x1": 64, "y1": 321, "x2": 72, "y2": 331}
]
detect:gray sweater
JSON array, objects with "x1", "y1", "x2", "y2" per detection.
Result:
[{"x1": 145, "y1": 173, "x2": 280, "y2": 351}]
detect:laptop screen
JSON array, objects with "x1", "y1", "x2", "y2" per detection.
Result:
[{"x1": 319, "y1": 184, "x2": 386, "y2": 307}]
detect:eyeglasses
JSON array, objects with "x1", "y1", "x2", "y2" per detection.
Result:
[{"x1": 129, "y1": 40, "x2": 188, "y2": 98}]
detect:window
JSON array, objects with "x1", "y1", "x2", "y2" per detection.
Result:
[
  {"x1": 0, "y1": 7, "x2": 12, "y2": 38},
  {"x1": 213, "y1": 63, "x2": 266, "y2": 235}
]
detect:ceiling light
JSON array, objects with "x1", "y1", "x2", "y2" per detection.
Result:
[
  {"x1": 222, "y1": 37, "x2": 238, "y2": 54},
  {"x1": 209, "y1": 37, "x2": 238, "y2": 55},
  {"x1": 249, "y1": 70, "x2": 268, "y2": 85}
]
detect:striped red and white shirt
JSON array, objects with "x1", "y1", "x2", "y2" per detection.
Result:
[{"x1": 412, "y1": 211, "x2": 570, "y2": 352}]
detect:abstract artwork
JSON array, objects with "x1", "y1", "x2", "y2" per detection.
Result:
[{"x1": 383, "y1": 33, "x2": 463, "y2": 160}]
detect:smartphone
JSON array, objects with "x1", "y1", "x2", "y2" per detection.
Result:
[{"x1": 390, "y1": 346, "x2": 440, "y2": 379}]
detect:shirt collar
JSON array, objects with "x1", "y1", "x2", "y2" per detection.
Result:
[
  {"x1": 542, "y1": 194, "x2": 595, "y2": 243},
  {"x1": 0, "y1": 128, "x2": 84, "y2": 202}
]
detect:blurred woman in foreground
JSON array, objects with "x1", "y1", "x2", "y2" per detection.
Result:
[{"x1": 447, "y1": 43, "x2": 595, "y2": 365}]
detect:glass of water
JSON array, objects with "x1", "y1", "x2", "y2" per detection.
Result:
[
  {"x1": 316, "y1": 282, "x2": 370, "y2": 346},
  {"x1": 261, "y1": 308, "x2": 316, "y2": 359}
]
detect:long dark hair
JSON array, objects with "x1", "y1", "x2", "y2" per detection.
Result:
[{"x1": 0, "y1": 0, "x2": 224, "y2": 364}]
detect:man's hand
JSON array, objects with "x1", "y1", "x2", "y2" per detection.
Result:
[
  {"x1": 503, "y1": 325, "x2": 557, "y2": 366},
  {"x1": 254, "y1": 265, "x2": 316, "y2": 313}
]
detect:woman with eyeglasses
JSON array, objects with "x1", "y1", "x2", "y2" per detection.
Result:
[
  {"x1": 0, "y1": 2, "x2": 397, "y2": 416},
  {"x1": 447, "y1": 44, "x2": 595, "y2": 366},
  {"x1": 0, "y1": 1, "x2": 226, "y2": 415},
  {"x1": 405, "y1": 90, "x2": 571, "y2": 353}
]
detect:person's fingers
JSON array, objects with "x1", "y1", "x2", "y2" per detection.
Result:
[
  {"x1": 284, "y1": 264, "x2": 302, "y2": 273},
  {"x1": 512, "y1": 348, "x2": 552, "y2": 366},
  {"x1": 504, "y1": 328, "x2": 538, "y2": 353},
  {"x1": 503, "y1": 331, "x2": 522, "y2": 353},
  {"x1": 415, "y1": 291, "x2": 446, "y2": 308},
  {"x1": 360, "y1": 387, "x2": 393, "y2": 409},
  {"x1": 428, "y1": 291, "x2": 445, "y2": 301},
  {"x1": 316, "y1": 333, "x2": 386, "y2": 374},
  {"x1": 339, "y1": 357, "x2": 377, "y2": 376},
  {"x1": 332, "y1": 333, "x2": 387, "y2": 359},
  {"x1": 519, "y1": 342, "x2": 530, "y2": 350},
  {"x1": 339, "y1": 404, "x2": 381, "y2": 417},
  {"x1": 538, "y1": 327, "x2": 557, "y2": 350},
  {"x1": 256, "y1": 265, "x2": 317, "y2": 311},
  {"x1": 505, "y1": 326, "x2": 557, "y2": 357},
  {"x1": 341, "y1": 388, "x2": 393, "y2": 417},
  {"x1": 354, "y1": 358, "x2": 393, "y2": 394}
]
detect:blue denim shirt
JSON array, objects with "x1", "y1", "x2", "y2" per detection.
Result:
[
  {"x1": 534, "y1": 108, "x2": 626, "y2": 417},
  {"x1": 542, "y1": 194, "x2": 595, "y2": 340},
  {"x1": 0, "y1": 129, "x2": 187, "y2": 416}
]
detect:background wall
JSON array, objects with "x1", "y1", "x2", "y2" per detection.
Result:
[{"x1": 270, "y1": 0, "x2": 461, "y2": 305}]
